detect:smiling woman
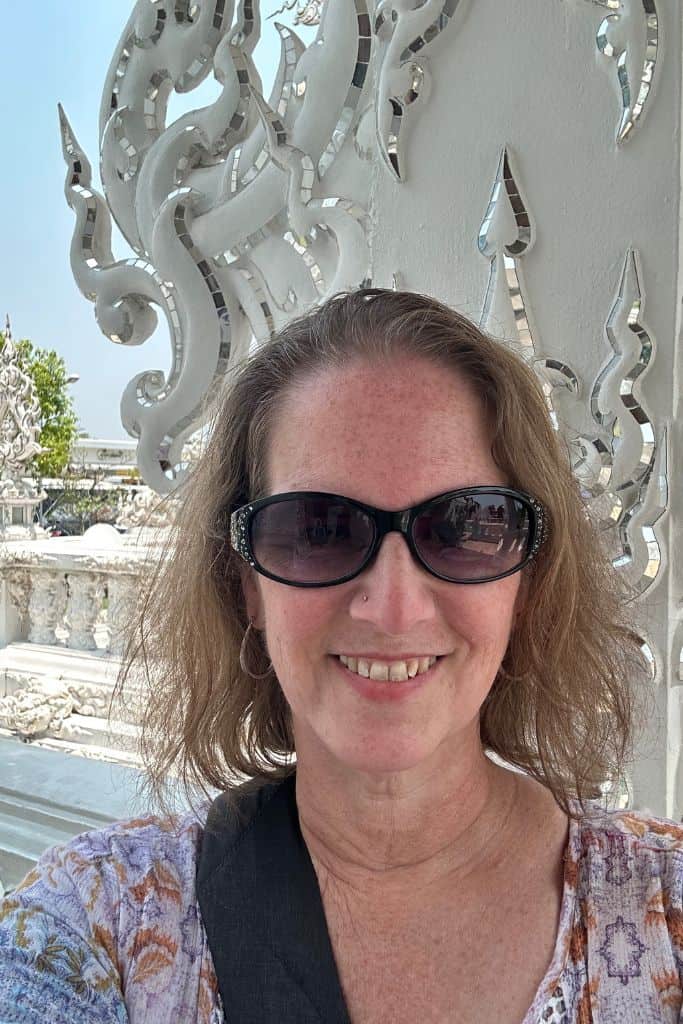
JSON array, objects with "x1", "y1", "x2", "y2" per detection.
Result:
[
  {"x1": 133, "y1": 287, "x2": 642, "y2": 816},
  {"x1": 1, "y1": 290, "x2": 682, "y2": 1024}
]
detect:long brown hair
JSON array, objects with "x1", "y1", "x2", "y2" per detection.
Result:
[{"x1": 117, "y1": 289, "x2": 649, "y2": 817}]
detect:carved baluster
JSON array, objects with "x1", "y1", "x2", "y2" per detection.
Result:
[
  {"x1": 107, "y1": 574, "x2": 140, "y2": 657},
  {"x1": 27, "y1": 570, "x2": 67, "y2": 645},
  {"x1": 4, "y1": 569, "x2": 31, "y2": 642},
  {"x1": 65, "y1": 572, "x2": 104, "y2": 651}
]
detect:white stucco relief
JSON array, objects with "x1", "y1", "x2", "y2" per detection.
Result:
[{"x1": 572, "y1": 0, "x2": 659, "y2": 143}]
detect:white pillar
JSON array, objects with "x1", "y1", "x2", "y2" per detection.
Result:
[
  {"x1": 0, "y1": 578, "x2": 19, "y2": 649},
  {"x1": 4, "y1": 569, "x2": 31, "y2": 644},
  {"x1": 27, "y1": 570, "x2": 67, "y2": 646},
  {"x1": 107, "y1": 574, "x2": 139, "y2": 657},
  {"x1": 65, "y1": 572, "x2": 104, "y2": 651}
]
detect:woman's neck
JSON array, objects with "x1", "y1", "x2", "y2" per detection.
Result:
[{"x1": 295, "y1": 742, "x2": 522, "y2": 911}]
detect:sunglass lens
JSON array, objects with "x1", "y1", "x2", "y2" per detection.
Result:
[
  {"x1": 413, "y1": 492, "x2": 531, "y2": 581},
  {"x1": 251, "y1": 497, "x2": 374, "y2": 583}
]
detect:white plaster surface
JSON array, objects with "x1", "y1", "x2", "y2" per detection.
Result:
[{"x1": 0, "y1": 736, "x2": 145, "y2": 892}]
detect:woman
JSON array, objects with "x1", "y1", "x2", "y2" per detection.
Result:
[{"x1": 1, "y1": 289, "x2": 681, "y2": 1023}]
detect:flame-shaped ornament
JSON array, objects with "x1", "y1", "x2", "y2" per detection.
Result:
[
  {"x1": 478, "y1": 147, "x2": 586, "y2": 474},
  {"x1": 373, "y1": 0, "x2": 463, "y2": 180},
  {"x1": 59, "y1": 0, "x2": 373, "y2": 493},
  {"x1": 578, "y1": 0, "x2": 659, "y2": 143},
  {"x1": 477, "y1": 147, "x2": 534, "y2": 359},
  {"x1": 588, "y1": 249, "x2": 664, "y2": 594}
]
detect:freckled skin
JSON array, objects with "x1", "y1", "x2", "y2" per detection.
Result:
[
  {"x1": 240, "y1": 353, "x2": 537, "y2": 892},
  {"x1": 241, "y1": 354, "x2": 568, "y2": 1022},
  {"x1": 243, "y1": 354, "x2": 521, "y2": 782}
]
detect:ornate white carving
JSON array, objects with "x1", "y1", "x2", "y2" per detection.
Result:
[
  {"x1": 587, "y1": 249, "x2": 663, "y2": 595},
  {"x1": 60, "y1": 0, "x2": 375, "y2": 495},
  {"x1": 0, "y1": 319, "x2": 46, "y2": 540},
  {"x1": 0, "y1": 318, "x2": 42, "y2": 477},
  {"x1": 0, "y1": 678, "x2": 73, "y2": 739},
  {"x1": 478, "y1": 147, "x2": 535, "y2": 359},
  {"x1": 247, "y1": 89, "x2": 369, "y2": 297},
  {"x1": 373, "y1": 0, "x2": 463, "y2": 180},
  {"x1": 27, "y1": 571, "x2": 68, "y2": 646},
  {"x1": 578, "y1": 0, "x2": 659, "y2": 143},
  {"x1": 477, "y1": 147, "x2": 581, "y2": 436},
  {"x1": 4, "y1": 568, "x2": 31, "y2": 626},
  {"x1": 65, "y1": 573, "x2": 105, "y2": 651},
  {"x1": 269, "y1": 0, "x2": 324, "y2": 27},
  {"x1": 181, "y1": 429, "x2": 208, "y2": 466},
  {"x1": 65, "y1": 681, "x2": 112, "y2": 718},
  {"x1": 108, "y1": 574, "x2": 140, "y2": 657},
  {"x1": 116, "y1": 486, "x2": 179, "y2": 529}
]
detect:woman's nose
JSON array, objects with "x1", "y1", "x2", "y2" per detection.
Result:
[{"x1": 349, "y1": 532, "x2": 437, "y2": 632}]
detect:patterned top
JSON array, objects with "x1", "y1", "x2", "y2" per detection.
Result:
[{"x1": 1, "y1": 798, "x2": 683, "y2": 1023}]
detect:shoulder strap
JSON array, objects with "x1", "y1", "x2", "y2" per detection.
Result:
[{"x1": 197, "y1": 772, "x2": 352, "y2": 1024}]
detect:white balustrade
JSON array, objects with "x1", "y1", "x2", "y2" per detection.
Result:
[
  {"x1": 4, "y1": 568, "x2": 30, "y2": 642},
  {"x1": 0, "y1": 526, "x2": 155, "y2": 656},
  {"x1": 27, "y1": 569, "x2": 67, "y2": 645},
  {"x1": 0, "y1": 526, "x2": 162, "y2": 768}
]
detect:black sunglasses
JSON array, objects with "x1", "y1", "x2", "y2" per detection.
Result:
[{"x1": 230, "y1": 487, "x2": 547, "y2": 588}]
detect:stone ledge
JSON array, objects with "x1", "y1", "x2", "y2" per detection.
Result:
[
  {"x1": 0, "y1": 641, "x2": 120, "y2": 690},
  {"x1": 0, "y1": 735, "x2": 144, "y2": 893}
]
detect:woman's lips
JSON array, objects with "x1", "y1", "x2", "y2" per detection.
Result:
[{"x1": 331, "y1": 654, "x2": 441, "y2": 702}]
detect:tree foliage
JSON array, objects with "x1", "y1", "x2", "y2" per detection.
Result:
[{"x1": 0, "y1": 333, "x2": 79, "y2": 477}]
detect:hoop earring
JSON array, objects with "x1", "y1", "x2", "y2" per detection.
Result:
[{"x1": 240, "y1": 619, "x2": 274, "y2": 679}]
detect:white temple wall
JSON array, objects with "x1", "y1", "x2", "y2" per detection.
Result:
[
  {"x1": 371, "y1": 0, "x2": 681, "y2": 814},
  {"x1": 53, "y1": 0, "x2": 682, "y2": 818},
  {"x1": 371, "y1": 2, "x2": 680, "y2": 368}
]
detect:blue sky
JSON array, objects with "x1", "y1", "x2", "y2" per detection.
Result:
[{"x1": 0, "y1": 2, "x2": 313, "y2": 439}]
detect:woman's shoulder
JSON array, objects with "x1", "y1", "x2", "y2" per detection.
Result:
[
  {"x1": 567, "y1": 799, "x2": 683, "y2": 936},
  {"x1": 554, "y1": 801, "x2": 683, "y2": 1018},
  {"x1": 0, "y1": 802, "x2": 218, "y2": 1023},
  {"x1": 10, "y1": 802, "x2": 211, "y2": 908},
  {"x1": 572, "y1": 799, "x2": 683, "y2": 857}
]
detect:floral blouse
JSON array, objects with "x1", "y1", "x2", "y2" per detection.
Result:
[{"x1": 1, "y1": 797, "x2": 683, "y2": 1023}]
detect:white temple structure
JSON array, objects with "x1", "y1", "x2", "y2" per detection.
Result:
[
  {"x1": 0, "y1": 0, "x2": 680, "y2": 887},
  {"x1": 0, "y1": 317, "x2": 45, "y2": 540}
]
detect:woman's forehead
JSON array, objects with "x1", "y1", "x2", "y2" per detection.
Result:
[{"x1": 266, "y1": 357, "x2": 503, "y2": 500}]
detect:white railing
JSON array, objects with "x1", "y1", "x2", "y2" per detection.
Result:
[
  {"x1": 1, "y1": 526, "x2": 148, "y2": 656},
  {"x1": 0, "y1": 524, "x2": 163, "y2": 760},
  {"x1": 0, "y1": 526, "x2": 161, "y2": 889}
]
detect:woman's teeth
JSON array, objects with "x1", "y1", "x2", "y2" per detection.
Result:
[{"x1": 337, "y1": 654, "x2": 438, "y2": 682}]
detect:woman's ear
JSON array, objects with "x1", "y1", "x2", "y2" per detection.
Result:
[{"x1": 240, "y1": 565, "x2": 264, "y2": 628}]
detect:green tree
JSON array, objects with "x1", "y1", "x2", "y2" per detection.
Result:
[{"x1": 0, "y1": 333, "x2": 78, "y2": 477}]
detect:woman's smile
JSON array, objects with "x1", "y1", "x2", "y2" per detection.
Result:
[{"x1": 331, "y1": 652, "x2": 444, "y2": 702}]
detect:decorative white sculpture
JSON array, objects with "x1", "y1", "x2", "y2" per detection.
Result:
[
  {"x1": 576, "y1": 0, "x2": 659, "y2": 143},
  {"x1": 116, "y1": 486, "x2": 179, "y2": 530},
  {"x1": 0, "y1": 317, "x2": 45, "y2": 539},
  {"x1": 59, "y1": 0, "x2": 468, "y2": 492},
  {"x1": 269, "y1": 0, "x2": 324, "y2": 26},
  {"x1": 0, "y1": 318, "x2": 41, "y2": 477},
  {"x1": 0, "y1": 677, "x2": 73, "y2": 739}
]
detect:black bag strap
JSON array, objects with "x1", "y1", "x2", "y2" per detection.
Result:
[{"x1": 196, "y1": 772, "x2": 352, "y2": 1024}]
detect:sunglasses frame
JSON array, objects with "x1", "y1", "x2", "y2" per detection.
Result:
[{"x1": 230, "y1": 486, "x2": 548, "y2": 588}]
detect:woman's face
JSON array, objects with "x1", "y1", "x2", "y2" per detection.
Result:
[{"x1": 242, "y1": 354, "x2": 524, "y2": 776}]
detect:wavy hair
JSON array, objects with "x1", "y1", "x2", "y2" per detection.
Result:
[{"x1": 117, "y1": 289, "x2": 650, "y2": 818}]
